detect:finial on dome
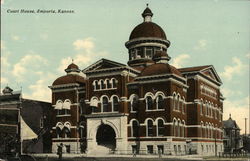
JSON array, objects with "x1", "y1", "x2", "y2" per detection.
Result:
[
  {"x1": 142, "y1": 4, "x2": 153, "y2": 22},
  {"x1": 229, "y1": 113, "x2": 231, "y2": 119},
  {"x1": 72, "y1": 58, "x2": 74, "y2": 63}
]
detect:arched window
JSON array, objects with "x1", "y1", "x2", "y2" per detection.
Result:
[
  {"x1": 64, "y1": 127, "x2": 71, "y2": 138},
  {"x1": 200, "y1": 122, "x2": 203, "y2": 138},
  {"x1": 177, "y1": 120, "x2": 180, "y2": 137},
  {"x1": 56, "y1": 127, "x2": 63, "y2": 138},
  {"x1": 177, "y1": 95, "x2": 180, "y2": 111},
  {"x1": 173, "y1": 119, "x2": 176, "y2": 136},
  {"x1": 94, "y1": 80, "x2": 99, "y2": 90},
  {"x1": 132, "y1": 120, "x2": 139, "y2": 137},
  {"x1": 147, "y1": 120, "x2": 153, "y2": 136},
  {"x1": 157, "y1": 119, "x2": 164, "y2": 136},
  {"x1": 200, "y1": 100, "x2": 203, "y2": 115},
  {"x1": 112, "y1": 96, "x2": 119, "y2": 112},
  {"x1": 131, "y1": 95, "x2": 138, "y2": 112},
  {"x1": 182, "y1": 121, "x2": 185, "y2": 137},
  {"x1": 100, "y1": 80, "x2": 105, "y2": 89},
  {"x1": 102, "y1": 96, "x2": 109, "y2": 112},
  {"x1": 182, "y1": 97, "x2": 185, "y2": 113},
  {"x1": 106, "y1": 79, "x2": 111, "y2": 88},
  {"x1": 172, "y1": 93, "x2": 176, "y2": 110},
  {"x1": 146, "y1": 96, "x2": 153, "y2": 110},
  {"x1": 112, "y1": 78, "x2": 117, "y2": 88},
  {"x1": 156, "y1": 95, "x2": 164, "y2": 109}
]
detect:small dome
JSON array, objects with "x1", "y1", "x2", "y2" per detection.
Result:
[
  {"x1": 2, "y1": 86, "x2": 13, "y2": 94},
  {"x1": 65, "y1": 63, "x2": 80, "y2": 73},
  {"x1": 142, "y1": 6, "x2": 153, "y2": 18},
  {"x1": 140, "y1": 63, "x2": 182, "y2": 77},
  {"x1": 52, "y1": 74, "x2": 85, "y2": 86},
  {"x1": 129, "y1": 22, "x2": 167, "y2": 40}
]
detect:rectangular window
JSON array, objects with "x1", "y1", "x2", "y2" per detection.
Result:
[
  {"x1": 147, "y1": 145, "x2": 153, "y2": 154},
  {"x1": 146, "y1": 48, "x2": 152, "y2": 58},
  {"x1": 157, "y1": 145, "x2": 164, "y2": 154}
]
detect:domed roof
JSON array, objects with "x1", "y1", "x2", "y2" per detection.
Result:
[
  {"x1": 129, "y1": 22, "x2": 167, "y2": 40},
  {"x1": 52, "y1": 74, "x2": 85, "y2": 86},
  {"x1": 65, "y1": 63, "x2": 80, "y2": 73},
  {"x1": 140, "y1": 63, "x2": 182, "y2": 77},
  {"x1": 67, "y1": 63, "x2": 78, "y2": 69}
]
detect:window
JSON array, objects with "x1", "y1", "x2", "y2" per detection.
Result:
[
  {"x1": 177, "y1": 95, "x2": 180, "y2": 111},
  {"x1": 56, "y1": 127, "x2": 63, "y2": 138},
  {"x1": 156, "y1": 95, "x2": 164, "y2": 109},
  {"x1": 102, "y1": 97, "x2": 109, "y2": 112},
  {"x1": 112, "y1": 79, "x2": 117, "y2": 88},
  {"x1": 173, "y1": 120, "x2": 176, "y2": 136},
  {"x1": 132, "y1": 120, "x2": 139, "y2": 137},
  {"x1": 157, "y1": 119, "x2": 164, "y2": 136},
  {"x1": 94, "y1": 80, "x2": 99, "y2": 90},
  {"x1": 65, "y1": 127, "x2": 71, "y2": 138},
  {"x1": 147, "y1": 145, "x2": 153, "y2": 154},
  {"x1": 106, "y1": 79, "x2": 111, "y2": 88},
  {"x1": 131, "y1": 96, "x2": 138, "y2": 112},
  {"x1": 145, "y1": 48, "x2": 152, "y2": 58},
  {"x1": 172, "y1": 94, "x2": 176, "y2": 110},
  {"x1": 200, "y1": 100, "x2": 203, "y2": 115},
  {"x1": 112, "y1": 96, "x2": 119, "y2": 112},
  {"x1": 131, "y1": 50, "x2": 136, "y2": 60},
  {"x1": 182, "y1": 98, "x2": 185, "y2": 113},
  {"x1": 157, "y1": 145, "x2": 164, "y2": 154},
  {"x1": 100, "y1": 80, "x2": 105, "y2": 89},
  {"x1": 177, "y1": 121, "x2": 180, "y2": 137},
  {"x1": 147, "y1": 120, "x2": 153, "y2": 136},
  {"x1": 146, "y1": 96, "x2": 153, "y2": 110}
]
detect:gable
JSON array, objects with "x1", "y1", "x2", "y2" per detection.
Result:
[
  {"x1": 83, "y1": 58, "x2": 126, "y2": 72},
  {"x1": 200, "y1": 66, "x2": 222, "y2": 84}
]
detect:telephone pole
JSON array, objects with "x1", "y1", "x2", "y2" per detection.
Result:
[{"x1": 244, "y1": 118, "x2": 247, "y2": 136}]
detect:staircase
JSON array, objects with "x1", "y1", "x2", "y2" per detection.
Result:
[{"x1": 88, "y1": 145, "x2": 113, "y2": 155}]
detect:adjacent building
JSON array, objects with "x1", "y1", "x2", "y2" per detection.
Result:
[
  {"x1": 0, "y1": 86, "x2": 52, "y2": 156},
  {"x1": 223, "y1": 114, "x2": 243, "y2": 153},
  {"x1": 49, "y1": 6, "x2": 224, "y2": 155}
]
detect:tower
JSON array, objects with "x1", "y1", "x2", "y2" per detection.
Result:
[{"x1": 125, "y1": 4, "x2": 171, "y2": 68}]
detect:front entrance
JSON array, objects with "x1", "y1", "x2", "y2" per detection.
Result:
[{"x1": 96, "y1": 124, "x2": 116, "y2": 151}]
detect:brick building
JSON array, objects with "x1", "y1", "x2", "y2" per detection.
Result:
[
  {"x1": 0, "y1": 86, "x2": 52, "y2": 156},
  {"x1": 49, "y1": 6, "x2": 224, "y2": 155}
]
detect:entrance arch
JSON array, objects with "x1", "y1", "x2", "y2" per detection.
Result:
[{"x1": 96, "y1": 124, "x2": 116, "y2": 150}]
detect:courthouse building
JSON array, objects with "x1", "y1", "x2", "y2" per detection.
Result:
[{"x1": 49, "y1": 6, "x2": 224, "y2": 155}]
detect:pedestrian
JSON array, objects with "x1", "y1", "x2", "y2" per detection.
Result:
[
  {"x1": 57, "y1": 143, "x2": 63, "y2": 161},
  {"x1": 158, "y1": 149, "x2": 162, "y2": 158},
  {"x1": 133, "y1": 150, "x2": 136, "y2": 157}
]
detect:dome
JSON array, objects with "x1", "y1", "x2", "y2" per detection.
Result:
[
  {"x1": 129, "y1": 22, "x2": 167, "y2": 40},
  {"x1": 52, "y1": 74, "x2": 85, "y2": 86},
  {"x1": 65, "y1": 63, "x2": 80, "y2": 73},
  {"x1": 140, "y1": 63, "x2": 182, "y2": 77},
  {"x1": 67, "y1": 63, "x2": 79, "y2": 70}
]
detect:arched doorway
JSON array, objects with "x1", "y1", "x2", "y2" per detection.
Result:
[{"x1": 96, "y1": 124, "x2": 116, "y2": 150}]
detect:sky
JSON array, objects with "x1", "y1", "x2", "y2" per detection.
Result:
[{"x1": 1, "y1": 0, "x2": 249, "y2": 134}]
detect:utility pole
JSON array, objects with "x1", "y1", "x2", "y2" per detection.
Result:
[{"x1": 244, "y1": 118, "x2": 247, "y2": 136}]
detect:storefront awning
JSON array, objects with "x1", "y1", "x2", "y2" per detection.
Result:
[{"x1": 20, "y1": 117, "x2": 37, "y2": 140}]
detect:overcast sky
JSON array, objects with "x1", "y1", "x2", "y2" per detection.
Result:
[{"x1": 1, "y1": 0, "x2": 249, "y2": 134}]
